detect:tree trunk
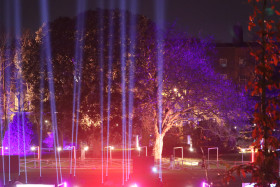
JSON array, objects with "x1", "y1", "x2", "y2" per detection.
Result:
[{"x1": 153, "y1": 133, "x2": 164, "y2": 160}]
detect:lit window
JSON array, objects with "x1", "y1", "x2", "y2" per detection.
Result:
[
  {"x1": 219, "y1": 58, "x2": 227, "y2": 67},
  {"x1": 239, "y1": 76, "x2": 247, "y2": 88},
  {"x1": 239, "y1": 58, "x2": 246, "y2": 66}
]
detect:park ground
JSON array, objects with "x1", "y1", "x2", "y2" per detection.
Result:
[{"x1": 0, "y1": 153, "x2": 255, "y2": 187}]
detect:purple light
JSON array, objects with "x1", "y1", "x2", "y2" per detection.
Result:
[
  {"x1": 3, "y1": 113, "x2": 34, "y2": 155},
  {"x1": 130, "y1": 184, "x2": 138, "y2": 187}
]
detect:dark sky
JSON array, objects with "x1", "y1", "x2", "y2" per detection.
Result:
[{"x1": 0, "y1": 0, "x2": 253, "y2": 42}]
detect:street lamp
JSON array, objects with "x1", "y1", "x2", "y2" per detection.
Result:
[
  {"x1": 84, "y1": 146, "x2": 89, "y2": 151},
  {"x1": 57, "y1": 147, "x2": 62, "y2": 152},
  {"x1": 31, "y1": 146, "x2": 40, "y2": 168},
  {"x1": 30, "y1": 146, "x2": 40, "y2": 160},
  {"x1": 71, "y1": 146, "x2": 76, "y2": 160},
  {"x1": 137, "y1": 146, "x2": 148, "y2": 157},
  {"x1": 105, "y1": 146, "x2": 114, "y2": 160},
  {"x1": 0, "y1": 146, "x2": 8, "y2": 156}
]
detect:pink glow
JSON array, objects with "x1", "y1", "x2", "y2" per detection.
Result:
[
  {"x1": 57, "y1": 182, "x2": 67, "y2": 187},
  {"x1": 202, "y1": 182, "x2": 206, "y2": 187}
]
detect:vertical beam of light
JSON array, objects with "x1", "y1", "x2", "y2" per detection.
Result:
[
  {"x1": 16, "y1": 97, "x2": 20, "y2": 177},
  {"x1": 39, "y1": 0, "x2": 62, "y2": 184},
  {"x1": 13, "y1": 0, "x2": 23, "y2": 177},
  {"x1": 98, "y1": 1, "x2": 104, "y2": 184},
  {"x1": 20, "y1": 105, "x2": 27, "y2": 183},
  {"x1": 106, "y1": 0, "x2": 114, "y2": 177},
  {"x1": 70, "y1": 61, "x2": 77, "y2": 176},
  {"x1": 4, "y1": 0, "x2": 13, "y2": 182},
  {"x1": 120, "y1": 0, "x2": 127, "y2": 184},
  {"x1": 39, "y1": 52, "x2": 45, "y2": 178},
  {"x1": 128, "y1": 0, "x2": 137, "y2": 178},
  {"x1": 73, "y1": 0, "x2": 86, "y2": 177},
  {"x1": 0, "y1": 48, "x2": 6, "y2": 186},
  {"x1": 155, "y1": 0, "x2": 165, "y2": 181}
]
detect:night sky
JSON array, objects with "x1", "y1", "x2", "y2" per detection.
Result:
[{"x1": 0, "y1": 0, "x2": 253, "y2": 42}]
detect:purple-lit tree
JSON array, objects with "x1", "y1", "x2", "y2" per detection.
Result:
[
  {"x1": 135, "y1": 31, "x2": 252, "y2": 160},
  {"x1": 3, "y1": 113, "x2": 34, "y2": 155},
  {"x1": 0, "y1": 31, "x2": 38, "y2": 146},
  {"x1": 43, "y1": 132, "x2": 54, "y2": 148}
]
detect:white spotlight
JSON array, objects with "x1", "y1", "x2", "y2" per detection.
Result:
[{"x1": 84, "y1": 146, "x2": 89, "y2": 151}]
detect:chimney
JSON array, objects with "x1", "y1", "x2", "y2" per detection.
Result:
[{"x1": 232, "y1": 24, "x2": 243, "y2": 44}]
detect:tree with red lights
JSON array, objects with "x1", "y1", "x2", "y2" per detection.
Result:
[{"x1": 225, "y1": 0, "x2": 280, "y2": 186}]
